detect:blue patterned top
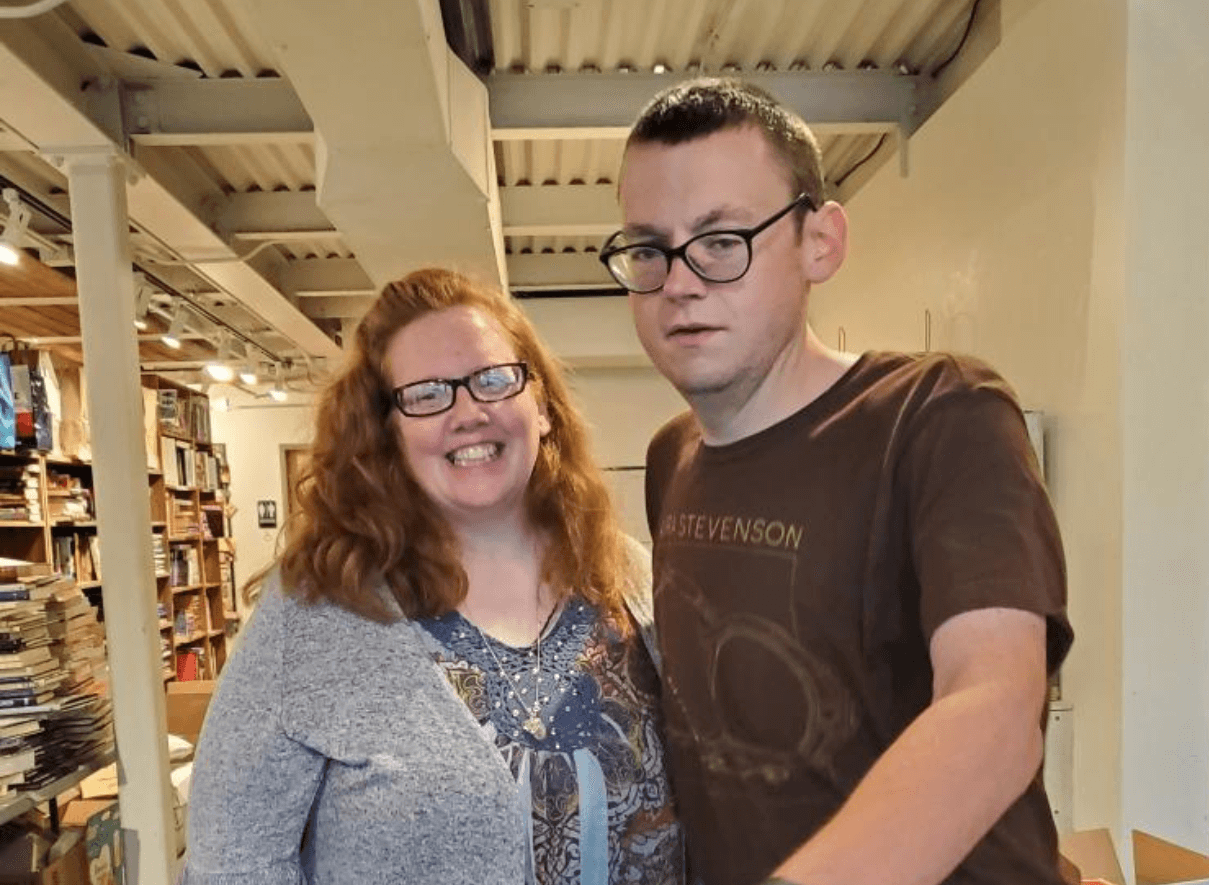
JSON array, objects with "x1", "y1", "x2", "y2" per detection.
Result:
[{"x1": 418, "y1": 599, "x2": 684, "y2": 885}]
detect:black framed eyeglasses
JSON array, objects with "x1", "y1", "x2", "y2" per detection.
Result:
[
  {"x1": 391, "y1": 362, "x2": 530, "y2": 417},
  {"x1": 599, "y1": 193, "x2": 815, "y2": 294}
]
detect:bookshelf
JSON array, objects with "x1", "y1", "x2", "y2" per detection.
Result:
[
  {"x1": 0, "y1": 452, "x2": 100, "y2": 598},
  {"x1": 142, "y1": 375, "x2": 238, "y2": 683}
]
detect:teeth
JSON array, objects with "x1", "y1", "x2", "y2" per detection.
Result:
[{"x1": 447, "y1": 443, "x2": 501, "y2": 465}]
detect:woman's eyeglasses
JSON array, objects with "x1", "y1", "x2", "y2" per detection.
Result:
[{"x1": 390, "y1": 362, "x2": 530, "y2": 417}]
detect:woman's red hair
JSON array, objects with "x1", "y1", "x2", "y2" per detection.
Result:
[{"x1": 267, "y1": 268, "x2": 628, "y2": 629}]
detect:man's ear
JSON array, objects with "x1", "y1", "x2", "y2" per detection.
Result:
[{"x1": 802, "y1": 200, "x2": 848, "y2": 284}]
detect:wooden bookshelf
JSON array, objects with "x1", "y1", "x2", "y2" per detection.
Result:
[{"x1": 142, "y1": 374, "x2": 238, "y2": 684}]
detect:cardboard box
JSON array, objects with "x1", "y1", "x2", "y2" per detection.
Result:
[
  {"x1": 1134, "y1": 831, "x2": 1209, "y2": 885},
  {"x1": 1061, "y1": 828, "x2": 1209, "y2": 885},
  {"x1": 165, "y1": 680, "x2": 216, "y2": 748},
  {"x1": 59, "y1": 801, "x2": 124, "y2": 885},
  {"x1": 0, "y1": 829, "x2": 88, "y2": 885}
]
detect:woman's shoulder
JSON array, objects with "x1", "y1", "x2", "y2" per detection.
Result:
[{"x1": 248, "y1": 570, "x2": 425, "y2": 662}]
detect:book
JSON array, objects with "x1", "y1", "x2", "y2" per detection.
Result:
[
  {"x1": 0, "y1": 352, "x2": 15, "y2": 451},
  {"x1": 176, "y1": 649, "x2": 200, "y2": 681},
  {"x1": 0, "y1": 698, "x2": 58, "y2": 716},
  {"x1": 0, "y1": 691, "x2": 54, "y2": 709},
  {"x1": 0, "y1": 645, "x2": 53, "y2": 669}
]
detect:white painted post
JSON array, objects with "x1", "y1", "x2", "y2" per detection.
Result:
[{"x1": 63, "y1": 149, "x2": 175, "y2": 885}]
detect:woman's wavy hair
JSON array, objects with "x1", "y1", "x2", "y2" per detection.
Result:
[{"x1": 269, "y1": 267, "x2": 628, "y2": 628}]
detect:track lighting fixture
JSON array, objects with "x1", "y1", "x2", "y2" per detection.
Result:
[
  {"x1": 0, "y1": 188, "x2": 31, "y2": 266},
  {"x1": 237, "y1": 342, "x2": 258, "y2": 386},
  {"x1": 268, "y1": 363, "x2": 288, "y2": 402},
  {"x1": 204, "y1": 331, "x2": 236, "y2": 382},
  {"x1": 162, "y1": 303, "x2": 188, "y2": 349},
  {"x1": 133, "y1": 272, "x2": 154, "y2": 331}
]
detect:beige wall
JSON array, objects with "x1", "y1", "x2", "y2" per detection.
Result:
[
  {"x1": 811, "y1": 0, "x2": 1127, "y2": 834},
  {"x1": 209, "y1": 392, "x2": 315, "y2": 594}
]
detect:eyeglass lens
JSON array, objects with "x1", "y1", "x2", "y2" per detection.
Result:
[
  {"x1": 608, "y1": 231, "x2": 750, "y2": 292},
  {"x1": 395, "y1": 363, "x2": 527, "y2": 416}
]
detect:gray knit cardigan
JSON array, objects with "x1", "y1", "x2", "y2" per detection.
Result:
[{"x1": 182, "y1": 542, "x2": 656, "y2": 885}]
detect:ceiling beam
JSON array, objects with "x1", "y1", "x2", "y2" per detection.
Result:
[
  {"x1": 123, "y1": 78, "x2": 314, "y2": 147},
  {"x1": 216, "y1": 191, "x2": 335, "y2": 238},
  {"x1": 507, "y1": 252, "x2": 614, "y2": 290},
  {"x1": 488, "y1": 70, "x2": 926, "y2": 141},
  {"x1": 501, "y1": 184, "x2": 618, "y2": 237},
  {"x1": 299, "y1": 295, "x2": 374, "y2": 319},
  {"x1": 279, "y1": 257, "x2": 376, "y2": 297}
]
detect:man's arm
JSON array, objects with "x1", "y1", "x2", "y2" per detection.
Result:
[{"x1": 768, "y1": 606, "x2": 1049, "y2": 885}]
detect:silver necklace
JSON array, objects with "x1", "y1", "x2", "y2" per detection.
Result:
[{"x1": 474, "y1": 602, "x2": 558, "y2": 740}]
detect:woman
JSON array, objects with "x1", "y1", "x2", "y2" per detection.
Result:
[{"x1": 182, "y1": 268, "x2": 683, "y2": 885}]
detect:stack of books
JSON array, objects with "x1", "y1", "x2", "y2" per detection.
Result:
[
  {"x1": 168, "y1": 545, "x2": 199, "y2": 588},
  {"x1": 0, "y1": 565, "x2": 113, "y2": 791},
  {"x1": 160, "y1": 632, "x2": 174, "y2": 680},
  {"x1": 0, "y1": 463, "x2": 42, "y2": 523},
  {"x1": 0, "y1": 572, "x2": 62, "y2": 795},
  {"x1": 151, "y1": 533, "x2": 169, "y2": 577},
  {"x1": 44, "y1": 470, "x2": 93, "y2": 524},
  {"x1": 170, "y1": 498, "x2": 197, "y2": 537}
]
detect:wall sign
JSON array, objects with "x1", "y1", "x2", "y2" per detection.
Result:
[{"x1": 257, "y1": 499, "x2": 278, "y2": 529}]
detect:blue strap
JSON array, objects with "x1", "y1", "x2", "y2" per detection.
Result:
[
  {"x1": 518, "y1": 751, "x2": 536, "y2": 884},
  {"x1": 573, "y1": 748, "x2": 608, "y2": 885}
]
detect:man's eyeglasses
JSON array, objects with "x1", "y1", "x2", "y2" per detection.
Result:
[
  {"x1": 599, "y1": 193, "x2": 815, "y2": 294},
  {"x1": 391, "y1": 362, "x2": 530, "y2": 417}
]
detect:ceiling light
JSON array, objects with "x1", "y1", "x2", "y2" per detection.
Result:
[
  {"x1": 204, "y1": 331, "x2": 236, "y2": 382},
  {"x1": 133, "y1": 273, "x2": 153, "y2": 330},
  {"x1": 0, "y1": 188, "x2": 32, "y2": 266},
  {"x1": 236, "y1": 341, "x2": 258, "y2": 385},
  {"x1": 268, "y1": 363, "x2": 288, "y2": 401},
  {"x1": 162, "y1": 303, "x2": 187, "y2": 349}
]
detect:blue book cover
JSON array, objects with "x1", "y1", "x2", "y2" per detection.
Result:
[{"x1": 0, "y1": 353, "x2": 14, "y2": 451}]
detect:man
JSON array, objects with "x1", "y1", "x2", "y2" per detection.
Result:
[{"x1": 601, "y1": 78, "x2": 1073, "y2": 885}]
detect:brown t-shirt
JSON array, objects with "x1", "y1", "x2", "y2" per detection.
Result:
[{"x1": 645, "y1": 351, "x2": 1074, "y2": 885}]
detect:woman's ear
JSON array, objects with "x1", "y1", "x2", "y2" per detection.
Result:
[
  {"x1": 537, "y1": 407, "x2": 552, "y2": 438},
  {"x1": 802, "y1": 200, "x2": 849, "y2": 284}
]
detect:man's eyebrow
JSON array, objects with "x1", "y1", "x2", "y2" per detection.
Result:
[
  {"x1": 621, "y1": 223, "x2": 665, "y2": 240},
  {"x1": 621, "y1": 205, "x2": 747, "y2": 241}
]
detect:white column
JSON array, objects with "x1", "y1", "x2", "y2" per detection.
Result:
[
  {"x1": 63, "y1": 149, "x2": 175, "y2": 885},
  {"x1": 1121, "y1": 0, "x2": 1209, "y2": 857}
]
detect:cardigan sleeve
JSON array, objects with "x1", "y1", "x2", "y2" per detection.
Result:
[{"x1": 181, "y1": 576, "x2": 326, "y2": 885}]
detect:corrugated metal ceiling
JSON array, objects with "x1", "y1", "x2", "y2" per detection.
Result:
[{"x1": 0, "y1": 0, "x2": 992, "y2": 379}]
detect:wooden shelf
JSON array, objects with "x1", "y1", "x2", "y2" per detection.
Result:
[
  {"x1": 0, "y1": 750, "x2": 116, "y2": 828},
  {"x1": 158, "y1": 427, "x2": 199, "y2": 444},
  {"x1": 0, "y1": 520, "x2": 44, "y2": 528},
  {"x1": 41, "y1": 455, "x2": 92, "y2": 468},
  {"x1": 79, "y1": 580, "x2": 102, "y2": 590},
  {"x1": 170, "y1": 584, "x2": 203, "y2": 594},
  {"x1": 176, "y1": 631, "x2": 207, "y2": 644},
  {"x1": 51, "y1": 520, "x2": 97, "y2": 529}
]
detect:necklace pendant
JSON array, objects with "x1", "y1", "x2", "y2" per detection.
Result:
[{"x1": 522, "y1": 714, "x2": 547, "y2": 739}]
